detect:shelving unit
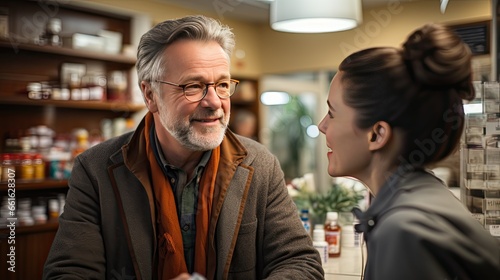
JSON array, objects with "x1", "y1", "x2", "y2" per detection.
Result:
[
  {"x1": 0, "y1": 180, "x2": 67, "y2": 192},
  {"x1": 0, "y1": 0, "x2": 143, "y2": 142},
  {"x1": 460, "y1": 81, "x2": 500, "y2": 239},
  {"x1": 229, "y1": 78, "x2": 260, "y2": 141},
  {"x1": 0, "y1": 1, "x2": 144, "y2": 279}
]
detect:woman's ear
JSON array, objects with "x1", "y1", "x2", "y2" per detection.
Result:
[
  {"x1": 368, "y1": 121, "x2": 391, "y2": 151},
  {"x1": 141, "y1": 81, "x2": 158, "y2": 113}
]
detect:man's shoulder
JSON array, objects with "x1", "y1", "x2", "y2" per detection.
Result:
[
  {"x1": 235, "y1": 135, "x2": 267, "y2": 153},
  {"x1": 83, "y1": 131, "x2": 134, "y2": 157}
]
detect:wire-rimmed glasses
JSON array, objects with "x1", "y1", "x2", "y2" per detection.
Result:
[{"x1": 154, "y1": 79, "x2": 239, "y2": 102}]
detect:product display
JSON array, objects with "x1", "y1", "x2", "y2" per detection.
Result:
[{"x1": 461, "y1": 81, "x2": 500, "y2": 238}]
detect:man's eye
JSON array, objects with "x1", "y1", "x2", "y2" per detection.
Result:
[
  {"x1": 328, "y1": 111, "x2": 334, "y2": 118},
  {"x1": 217, "y1": 82, "x2": 230, "y2": 89},
  {"x1": 186, "y1": 83, "x2": 204, "y2": 90}
]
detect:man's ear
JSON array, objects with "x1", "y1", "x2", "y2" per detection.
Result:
[
  {"x1": 141, "y1": 81, "x2": 158, "y2": 113},
  {"x1": 368, "y1": 121, "x2": 391, "y2": 151}
]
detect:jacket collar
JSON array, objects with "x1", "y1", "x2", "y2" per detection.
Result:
[{"x1": 353, "y1": 167, "x2": 432, "y2": 238}]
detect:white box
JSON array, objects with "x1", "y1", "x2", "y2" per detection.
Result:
[
  {"x1": 64, "y1": 33, "x2": 104, "y2": 51},
  {"x1": 98, "y1": 30, "x2": 122, "y2": 54}
]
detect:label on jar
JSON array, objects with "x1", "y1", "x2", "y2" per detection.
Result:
[{"x1": 325, "y1": 231, "x2": 340, "y2": 254}]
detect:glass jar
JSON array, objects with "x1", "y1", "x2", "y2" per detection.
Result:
[
  {"x1": 107, "y1": 71, "x2": 127, "y2": 101},
  {"x1": 27, "y1": 82, "x2": 42, "y2": 100},
  {"x1": 20, "y1": 153, "x2": 34, "y2": 181}
]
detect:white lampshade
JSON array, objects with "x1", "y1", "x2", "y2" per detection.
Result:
[{"x1": 270, "y1": 0, "x2": 363, "y2": 33}]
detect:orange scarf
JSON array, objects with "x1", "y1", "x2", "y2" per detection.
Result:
[{"x1": 144, "y1": 112, "x2": 219, "y2": 279}]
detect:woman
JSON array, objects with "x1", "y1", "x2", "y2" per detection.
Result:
[{"x1": 318, "y1": 23, "x2": 500, "y2": 279}]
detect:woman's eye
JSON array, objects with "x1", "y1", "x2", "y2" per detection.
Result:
[{"x1": 328, "y1": 111, "x2": 334, "y2": 118}]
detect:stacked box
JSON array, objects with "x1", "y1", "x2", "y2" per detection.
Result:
[{"x1": 461, "y1": 81, "x2": 500, "y2": 238}]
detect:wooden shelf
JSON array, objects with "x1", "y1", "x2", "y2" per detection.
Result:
[
  {"x1": 0, "y1": 179, "x2": 68, "y2": 192},
  {"x1": 0, "y1": 95, "x2": 145, "y2": 112},
  {"x1": 0, "y1": 220, "x2": 59, "y2": 235},
  {"x1": 0, "y1": 40, "x2": 136, "y2": 65}
]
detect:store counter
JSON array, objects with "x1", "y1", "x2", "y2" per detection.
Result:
[{"x1": 323, "y1": 246, "x2": 365, "y2": 280}]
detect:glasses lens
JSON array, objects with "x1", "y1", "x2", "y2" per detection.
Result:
[
  {"x1": 215, "y1": 81, "x2": 231, "y2": 98},
  {"x1": 184, "y1": 82, "x2": 205, "y2": 101},
  {"x1": 220, "y1": 80, "x2": 238, "y2": 98},
  {"x1": 183, "y1": 80, "x2": 238, "y2": 101}
]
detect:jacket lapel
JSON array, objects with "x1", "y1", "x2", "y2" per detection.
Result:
[
  {"x1": 209, "y1": 132, "x2": 253, "y2": 279},
  {"x1": 107, "y1": 118, "x2": 157, "y2": 280},
  {"x1": 108, "y1": 163, "x2": 155, "y2": 280},
  {"x1": 213, "y1": 165, "x2": 253, "y2": 279}
]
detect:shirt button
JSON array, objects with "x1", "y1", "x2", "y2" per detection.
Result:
[
  {"x1": 182, "y1": 224, "x2": 190, "y2": 231},
  {"x1": 170, "y1": 178, "x2": 175, "y2": 184}
]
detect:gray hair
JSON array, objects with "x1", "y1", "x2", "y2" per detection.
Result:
[{"x1": 136, "y1": 15, "x2": 235, "y2": 93}]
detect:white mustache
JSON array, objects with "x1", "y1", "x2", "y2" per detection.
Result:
[{"x1": 191, "y1": 109, "x2": 224, "y2": 120}]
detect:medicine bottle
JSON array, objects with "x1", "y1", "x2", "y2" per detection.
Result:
[
  {"x1": 107, "y1": 71, "x2": 127, "y2": 101},
  {"x1": 1, "y1": 153, "x2": 14, "y2": 182},
  {"x1": 300, "y1": 209, "x2": 311, "y2": 235},
  {"x1": 313, "y1": 224, "x2": 328, "y2": 265},
  {"x1": 33, "y1": 153, "x2": 45, "y2": 180},
  {"x1": 48, "y1": 199, "x2": 60, "y2": 220},
  {"x1": 20, "y1": 153, "x2": 34, "y2": 181},
  {"x1": 324, "y1": 211, "x2": 342, "y2": 257}
]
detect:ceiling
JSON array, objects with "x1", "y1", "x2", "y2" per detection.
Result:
[{"x1": 155, "y1": 0, "x2": 422, "y2": 24}]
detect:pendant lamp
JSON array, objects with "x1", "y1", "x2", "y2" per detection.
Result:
[{"x1": 270, "y1": 0, "x2": 363, "y2": 33}]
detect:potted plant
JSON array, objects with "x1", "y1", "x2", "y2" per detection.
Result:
[{"x1": 292, "y1": 181, "x2": 365, "y2": 226}]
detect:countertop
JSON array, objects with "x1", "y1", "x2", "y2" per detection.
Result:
[{"x1": 323, "y1": 245, "x2": 365, "y2": 280}]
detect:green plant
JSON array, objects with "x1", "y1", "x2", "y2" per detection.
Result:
[
  {"x1": 271, "y1": 96, "x2": 311, "y2": 180},
  {"x1": 295, "y1": 183, "x2": 365, "y2": 224}
]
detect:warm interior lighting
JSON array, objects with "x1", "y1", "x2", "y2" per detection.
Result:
[
  {"x1": 270, "y1": 0, "x2": 362, "y2": 33},
  {"x1": 440, "y1": 0, "x2": 449, "y2": 14},
  {"x1": 260, "y1": 91, "x2": 290, "y2": 105}
]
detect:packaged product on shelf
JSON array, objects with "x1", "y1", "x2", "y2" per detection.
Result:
[
  {"x1": 48, "y1": 199, "x2": 59, "y2": 220},
  {"x1": 0, "y1": 153, "x2": 13, "y2": 182},
  {"x1": 20, "y1": 153, "x2": 34, "y2": 181},
  {"x1": 461, "y1": 81, "x2": 500, "y2": 239},
  {"x1": 32, "y1": 205, "x2": 47, "y2": 225},
  {"x1": 107, "y1": 70, "x2": 127, "y2": 101},
  {"x1": 71, "y1": 128, "x2": 89, "y2": 159},
  {"x1": 33, "y1": 153, "x2": 45, "y2": 180},
  {"x1": 44, "y1": 150, "x2": 72, "y2": 180}
]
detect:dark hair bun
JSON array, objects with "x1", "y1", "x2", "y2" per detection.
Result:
[{"x1": 402, "y1": 23, "x2": 474, "y2": 100}]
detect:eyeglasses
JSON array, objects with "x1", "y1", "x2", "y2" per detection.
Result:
[{"x1": 154, "y1": 79, "x2": 239, "y2": 102}]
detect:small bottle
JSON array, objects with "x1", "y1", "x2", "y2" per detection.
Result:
[
  {"x1": 72, "y1": 130, "x2": 89, "y2": 159},
  {"x1": 107, "y1": 71, "x2": 127, "y2": 101},
  {"x1": 300, "y1": 209, "x2": 311, "y2": 235},
  {"x1": 33, "y1": 153, "x2": 45, "y2": 180},
  {"x1": 341, "y1": 222, "x2": 355, "y2": 248},
  {"x1": 20, "y1": 153, "x2": 34, "y2": 181},
  {"x1": 0, "y1": 153, "x2": 14, "y2": 182},
  {"x1": 48, "y1": 199, "x2": 59, "y2": 220},
  {"x1": 325, "y1": 211, "x2": 342, "y2": 257},
  {"x1": 313, "y1": 224, "x2": 328, "y2": 265}
]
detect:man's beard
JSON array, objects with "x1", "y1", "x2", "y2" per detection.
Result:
[{"x1": 158, "y1": 107, "x2": 229, "y2": 151}]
